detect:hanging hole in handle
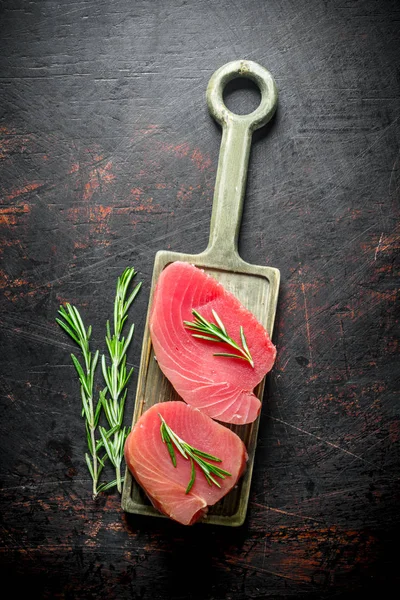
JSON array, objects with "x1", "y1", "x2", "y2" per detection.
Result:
[
  {"x1": 223, "y1": 78, "x2": 262, "y2": 115},
  {"x1": 206, "y1": 60, "x2": 278, "y2": 131}
]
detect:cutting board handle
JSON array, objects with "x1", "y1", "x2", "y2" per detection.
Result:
[{"x1": 205, "y1": 60, "x2": 278, "y2": 263}]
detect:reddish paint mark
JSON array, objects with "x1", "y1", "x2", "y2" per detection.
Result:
[
  {"x1": 6, "y1": 182, "x2": 42, "y2": 201},
  {"x1": 68, "y1": 146, "x2": 106, "y2": 176},
  {"x1": 0, "y1": 238, "x2": 20, "y2": 249},
  {"x1": 282, "y1": 286, "x2": 298, "y2": 315},
  {"x1": 336, "y1": 306, "x2": 356, "y2": 320},
  {"x1": 84, "y1": 520, "x2": 102, "y2": 547},
  {"x1": 316, "y1": 389, "x2": 360, "y2": 417},
  {"x1": 107, "y1": 521, "x2": 124, "y2": 532},
  {"x1": 83, "y1": 161, "x2": 115, "y2": 201},
  {"x1": 0, "y1": 126, "x2": 32, "y2": 160},
  {"x1": 361, "y1": 230, "x2": 400, "y2": 258},
  {"x1": 0, "y1": 269, "x2": 9, "y2": 289},
  {"x1": 0, "y1": 125, "x2": 15, "y2": 134},
  {"x1": 12, "y1": 277, "x2": 27, "y2": 287},
  {"x1": 376, "y1": 263, "x2": 395, "y2": 275},
  {"x1": 127, "y1": 188, "x2": 160, "y2": 213},
  {"x1": 368, "y1": 288, "x2": 397, "y2": 304},
  {"x1": 112, "y1": 209, "x2": 140, "y2": 228},
  {"x1": 158, "y1": 140, "x2": 212, "y2": 171},
  {"x1": 169, "y1": 142, "x2": 190, "y2": 158},
  {"x1": 335, "y1": 207, "x2": 363, "y2": 223},
  {"x1": 67, "y1": 204, "x2": 113, "y2": 242},
  {"x1": 56, "y1": 294, "x2": 89, "y2": 308},
  {"x1": 191, "y1": 147, "x2": 212, "y2": 170},
  {"x1": 0, "y1": 203, "x2": 30, "y2": 225},
  {"x1": 130, "y1": 200, "x2": 155, "y2": 213},
  {"x1": 316, "y1": 380, "x2": 386, "y2": 418},
  {"x1": 0, "y1": 269, "x2": 29, "y2": 290},
  {"x1": 176, "y1": 183, "x2": 202, "y2": 202},
  {"x1": 344, "y1": 285, "x2": 398, "y2": 323},
  {"x1": 350, "y1": 208, "x2": 362, "y2": 219},
  {"x1": 130, "y1": 187, "x2": 144, "y2": 201},
  {"x1": 141, "y1": 123, "x2": 160, "y2": 135},
  {"x1": 97, "y1": 205, "x2": 112, "y2": 218},
  {"x1": 223, "y1": 524, "x2": 377, "y2": 585},
  {"x1": 74, "y1": 241, "x2": 88, "y2": 250},
  {"x1": 276, "y1": 528, "x2": 375, "y2": 583}
]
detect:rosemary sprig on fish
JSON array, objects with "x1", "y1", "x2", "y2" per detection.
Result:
[
  {"x1": 159, "y1": 414, "x2": 231, "y2": 494},
  {"x1": 183, "y1": 308, "x2": 254, "y2": 367}
]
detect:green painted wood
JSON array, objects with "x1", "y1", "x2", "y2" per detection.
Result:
[
  {"x1": 122, "y1": 60, "x2": 280, "y2": 526},
  {"x1": 206, "y1": 60, "x2": 278, "y2": 264}
]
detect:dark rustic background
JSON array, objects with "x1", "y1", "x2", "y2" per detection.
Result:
[{"x1": 1, "y1": 0, "x2": 399, "y2": 598}]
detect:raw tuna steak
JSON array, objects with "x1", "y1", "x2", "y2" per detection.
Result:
[
  {"x1": 124, "y1": 401, "x2": 247, "y2": 525},
  {"x1": 149, "y1": 261, "x2": 276, "y2": 424}
]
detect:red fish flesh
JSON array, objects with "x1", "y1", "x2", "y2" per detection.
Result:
[
  {"x1": 124, "y1": 401, "x2": 247, "y2": 525},
  {"x1": 149, "y1": 261, "x2": 276, "y2": 424}
]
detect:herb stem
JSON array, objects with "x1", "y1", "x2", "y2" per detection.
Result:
[{"x1": 89, "y1": 419, "x2": 98, "y2": 497}]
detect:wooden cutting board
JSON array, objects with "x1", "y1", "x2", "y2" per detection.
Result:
[{"x1": 122, "y1": 60, "x2": 279, "y2": 526}]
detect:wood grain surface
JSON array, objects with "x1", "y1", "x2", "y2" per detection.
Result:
[{"x1": 0, "y1": 0, "x2": 399, "y2": 597}]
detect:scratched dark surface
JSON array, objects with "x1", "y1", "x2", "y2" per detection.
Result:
[{"x1": 1, "y1": 0, "x2": 399, "y2": 598}]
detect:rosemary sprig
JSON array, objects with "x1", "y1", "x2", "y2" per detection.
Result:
[
  {"x1": 101, "y1": 267, "x2": 142, "y2": 493},
  {"x1": 56, "y1": 304, "x2": 105, "y2": 499},
  {"x1": 159, "y1": 414, "x2": 231, "y2": 494},
  {"x1": 57, "y1": 267, "x2": 141, "y2": 497},
  {"x1": 183, "y1": 309, "x2": 254, "y2": 367}
]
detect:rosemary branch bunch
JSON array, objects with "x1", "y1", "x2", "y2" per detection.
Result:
[{"x1": 57, "y1": 267, "x2": 141, "y2": 497}]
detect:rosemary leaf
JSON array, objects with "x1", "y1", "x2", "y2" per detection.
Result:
[
  {"x1": 211, "y1": 309, "x2": 227, "y2": 335},
  {"x1": 191, "y1": 334, "x2": 223, "y2": 342},
  {"x1": 186, "y1": 458, "x2": 196, "y2": 494},
  {"x1": 160, "y1": 421, "x2": 177, "y2": 467},
  {"x1": 213, "y1": 352, "x2": 250, "y2": 361},
  {"x1": 56, "y1": 318, "x2": 80, "y2": 344},
  {"x1": 97, "y1": 479, "x2": 118, "y2": 493},
  {"x1": 85, "y1": 453, "x2": 95, "y2": 480},
  {"x1": 188, "y1": 448, "x2": 222, "y2": 461}
]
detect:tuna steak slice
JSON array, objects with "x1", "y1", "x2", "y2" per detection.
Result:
[
  {"x1": 149, "y1": 261, "x2": 276, "y2": 424},
  {"x1": 124, "y1": 401, "x2": 247, "y2": 525}
]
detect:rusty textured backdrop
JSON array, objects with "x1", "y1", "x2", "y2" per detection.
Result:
[{"x1": 0, "y1": 0, "x2": 399, "y2": 598}]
